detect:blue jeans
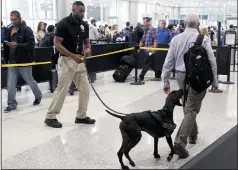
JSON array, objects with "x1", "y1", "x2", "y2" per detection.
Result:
[{"x1": 7, "y1": 66, "x2": 42, "y2": 109}]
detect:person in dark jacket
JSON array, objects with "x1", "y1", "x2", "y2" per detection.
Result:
[
  {"x1": 39, "y1": 25, "x2": 55, "y2": 47},
  {"x1": 3, "y1": 10, "x2": 42, "y2": 113},
  {"x1": 1, "y1": 21, "x2": 7, "y2": 42}
]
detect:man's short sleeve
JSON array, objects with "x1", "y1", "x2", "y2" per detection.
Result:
[
  {"x1": 55, "y1": 21, "x2": 67, "y2": 38},
  {"x1": 84, "y1": 22, "x2": 89, "y2": 40}
]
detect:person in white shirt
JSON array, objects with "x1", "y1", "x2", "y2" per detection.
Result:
[
  {"x1": 89, "y1": 19, "x2": 99, "y2": 40},
  {"x1": 162, "y1": 13, "x2": 218, "y2": 158}
]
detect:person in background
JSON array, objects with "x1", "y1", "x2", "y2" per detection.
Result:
[
  {"x1": 36, "y1": 22, "x2": 47, "y2": 43},
  {"x1": 39, "y1": 25, "x2": 55, "y2": 47},
  {"x1": 200, "y1": 27, "x2": 209, "y2": 37},
  {"x1": 158, "y1": 20, "x2": 172, "y2": 45},
  {"x1": 125, "y1": 22, "x2": 130, "y2": 30},
  {"x1": 139, "y1": 17, "x2": 159, "y2": 81},
  {"x1": 1, "y1": 21, "x2": 7, "y2": 42},
  {"x1": 89, "y1": 19, "x2": 99, "y2": 41},
  {"x1": 162, "y1": 13, "x2": 218, "y2": 158},
  {"x1": 178, "y1": 22, "x2": 185, "y2": 33},
  {"x1": 110, "y1": 25, "x2": 117, "y2": 40},
  {"x1": 133, "y1": 22, "x2": 144, "y2": 43},
  {"x1": 3, "y1": 10, "x2": 42, "y2": 113},
  {"x1": 104, "y1": 24, "x2": 110, "y2": 38},
  {"x1": 44, "y1": 1, "x2": 95, "y2": 128},
  {"x1": 129, "y1": 26, "x2": 133, "y2": 32},
  {"x1": 208, "y1": 26, "x2": 215, "y2": 46}
]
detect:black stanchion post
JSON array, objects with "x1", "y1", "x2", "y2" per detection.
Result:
[
  {"x1": 232, "y1": 46, "x2": 237, "y2": 72},
  {"x1": 130, "y1": 45, "x2": 145, "y2": 85},
  {"x1": 222, "y1": 45, "x2": 234, "y2": 84}
]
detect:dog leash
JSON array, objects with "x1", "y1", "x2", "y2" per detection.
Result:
[{"x1": 83, "y1": 53, "x2": 127, "y2": 115}]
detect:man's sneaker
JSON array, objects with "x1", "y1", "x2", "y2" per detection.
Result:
[
  {"x1": 33, "y1": 99, "x2": 41, "y2": 106},
  {"x1": 75, "y1": 117, "x2": 96, "y2": 124},
  {"x1": 174, "y1": 144, "x2": 189, "y2": 158},
  {"x1": 44, "y1": 119, "x2": 62, "y2": 128},
  {"x1": 150, "y1": 77, "x2": 161, "y2": 81},
  {"x1": 189, "y1": 136, "x2": 198, "y2": 144},
  {"x1": 3, "y1": 107, "x2": 16, "y2": 113}
]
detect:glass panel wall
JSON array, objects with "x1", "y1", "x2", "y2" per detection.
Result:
[
  {"x1": 3, "y1": 0, "x2": 57, "y2": 32},
  {"x1": 138, "y1": 3, "x2": 146, "y2": 23}
]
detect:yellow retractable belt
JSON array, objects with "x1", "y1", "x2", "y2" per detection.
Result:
[
  {"x1": 1, "y1": 47, "x2": 135, "y2": 68},
  {"x1": 1, "y1": 46, "x2": 217, "y2": 67},
  {"x1": 2, "y1": 61, "x2": 52, "y2": 68}
]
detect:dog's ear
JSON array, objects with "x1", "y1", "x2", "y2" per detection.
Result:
[
  {"x1": 176, "y1": 100, "x2": 183, "y2": 106},
  {"x1": 178, "y1": 89, "x2": 184, "y2": 96}
]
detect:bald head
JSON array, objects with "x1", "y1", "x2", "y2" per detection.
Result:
[{"x1": 185, "y1": 13, "x2": 199, "y2": 28}]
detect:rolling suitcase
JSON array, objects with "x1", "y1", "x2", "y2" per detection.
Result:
[
  {"x1": 48, "y1": 69, "x2": 58, "y2": 93},
  {"x1": 113, "y1": 64, "x2": 133, "y2": 82}
]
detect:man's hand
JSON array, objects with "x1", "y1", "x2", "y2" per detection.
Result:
[
  {"x1": 84, "y1": 48, "x2": 91, "y2": 57},
  {"x1": 164, "y1": 87, "x2": 170, "y2": 94},
  {"x1": 9, "y1": 42, "x2": 17, "y2": 48},
  {"x1": 72, "y1": 54, "x2": 84, "y2": 64}
]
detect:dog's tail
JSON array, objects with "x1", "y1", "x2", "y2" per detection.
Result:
[{"x1": 106, "y1": 110, "x2": 125, "y2": 119}]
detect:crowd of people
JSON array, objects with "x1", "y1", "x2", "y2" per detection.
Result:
[{"x1": 0, "y1": 0, "x2": 234, "y2": 160}]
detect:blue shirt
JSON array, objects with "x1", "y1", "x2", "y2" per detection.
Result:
[{"x1": 157, "y1": 27, "x2": 172, "y2": 45}]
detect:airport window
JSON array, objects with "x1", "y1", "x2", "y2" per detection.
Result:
[
  {"x1": 116, "y1": 0, "x2": 129, "y2": 29},
  {"x1": 138, "y1": 3, "x2": 146, "y2": 23}
]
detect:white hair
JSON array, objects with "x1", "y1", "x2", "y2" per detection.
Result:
[{"x1": 185, "y1": 13, "x2": 199, "y2": 28}]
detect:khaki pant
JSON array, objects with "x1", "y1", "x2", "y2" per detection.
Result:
[
  {"x1": 175, "y1": 72, "x2": 206, "y2": 148},
  {"x1": 46, "y1": 56, "x2": 89, "y2": 119}
]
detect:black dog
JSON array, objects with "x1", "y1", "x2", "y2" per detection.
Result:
[{"x1": 106, "y1": 89, "x2": 183, "y2": 169}]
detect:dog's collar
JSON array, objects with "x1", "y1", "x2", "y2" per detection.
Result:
[{"x1": 149, "y1": 111, "x2": 176, "y2": 130}]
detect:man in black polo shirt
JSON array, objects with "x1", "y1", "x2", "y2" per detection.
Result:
[{"x1": 45, "y1": 1, "x2": 95, "y2": 128}]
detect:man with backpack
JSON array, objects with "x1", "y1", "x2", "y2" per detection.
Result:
[{"x1": 162, "y1": 13, "x2": 218, "y2": 158}]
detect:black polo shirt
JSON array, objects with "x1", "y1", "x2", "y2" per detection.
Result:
[{"x1": 55, "y1": 13, "x2": 89, "y2": 55}]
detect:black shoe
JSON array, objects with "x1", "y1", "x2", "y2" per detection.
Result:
[
  {"x1": 44, "y1": 119, "x2": 62, "y2": 128},
  {"x1": 33, "y1": 99, "x2": 41, "y2": 106},
  {"x1": 139, "y1": 75, "x2": 144, "y2": 81},
  {"x1": 174, "y1": 144, "x2": 189, "y2": 158},
  {"x1": 3, "y1": 107, "x2": 16, "y2": 113},
  {"x1": 16, "y1": 87, "x2": 22, "y2": 91},
  {"x1": 69, "y1": 89, "x2": 75, "y2": 96},
  {"x1": 75, "y1": 117, "x2": 96, "y2": 124},
  {"x1": 189, "y1": 136, "x2": 197, "y2": 144}
]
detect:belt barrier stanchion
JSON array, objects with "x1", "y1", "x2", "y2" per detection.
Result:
[
  {"x1": 222, "y1": 45, "x2": 234, "y2": 84},
  {"x1": 130, "y1": 45, "x2": 145, "y2": 85},
  {"x1": 231, "y1": 46, "x2": 237, "y2": 72}
]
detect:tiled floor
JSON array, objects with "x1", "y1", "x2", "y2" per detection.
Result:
[{"x1": 1, "y1": 70, "x2": 237, "y2": 169}]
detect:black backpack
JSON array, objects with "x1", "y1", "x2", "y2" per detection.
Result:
[{"x1": 184, "y1": 34, "x2": 213, "y2": 95}]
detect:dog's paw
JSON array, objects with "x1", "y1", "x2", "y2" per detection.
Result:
[
  {"x1": 130, "y1": 161, "x2": 136, "y2": 167},
  {"x1": 122, "y1": 165, "x2": 130, "y2": 169},
  {"x1": 154, "y1": 154, "x2": 161, "y2": 159},
  {"x1": 167, "y1": 154, "x2": 173, "y2": 162}
]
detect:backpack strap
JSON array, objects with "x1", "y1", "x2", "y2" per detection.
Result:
[{"x1": 195, "y1": 34, "x2": 204, "y2": 45}]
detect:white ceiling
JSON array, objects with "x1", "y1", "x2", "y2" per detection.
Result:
[{"x1": 89, "y1": 0, "x2": 237, "y2": 16}]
